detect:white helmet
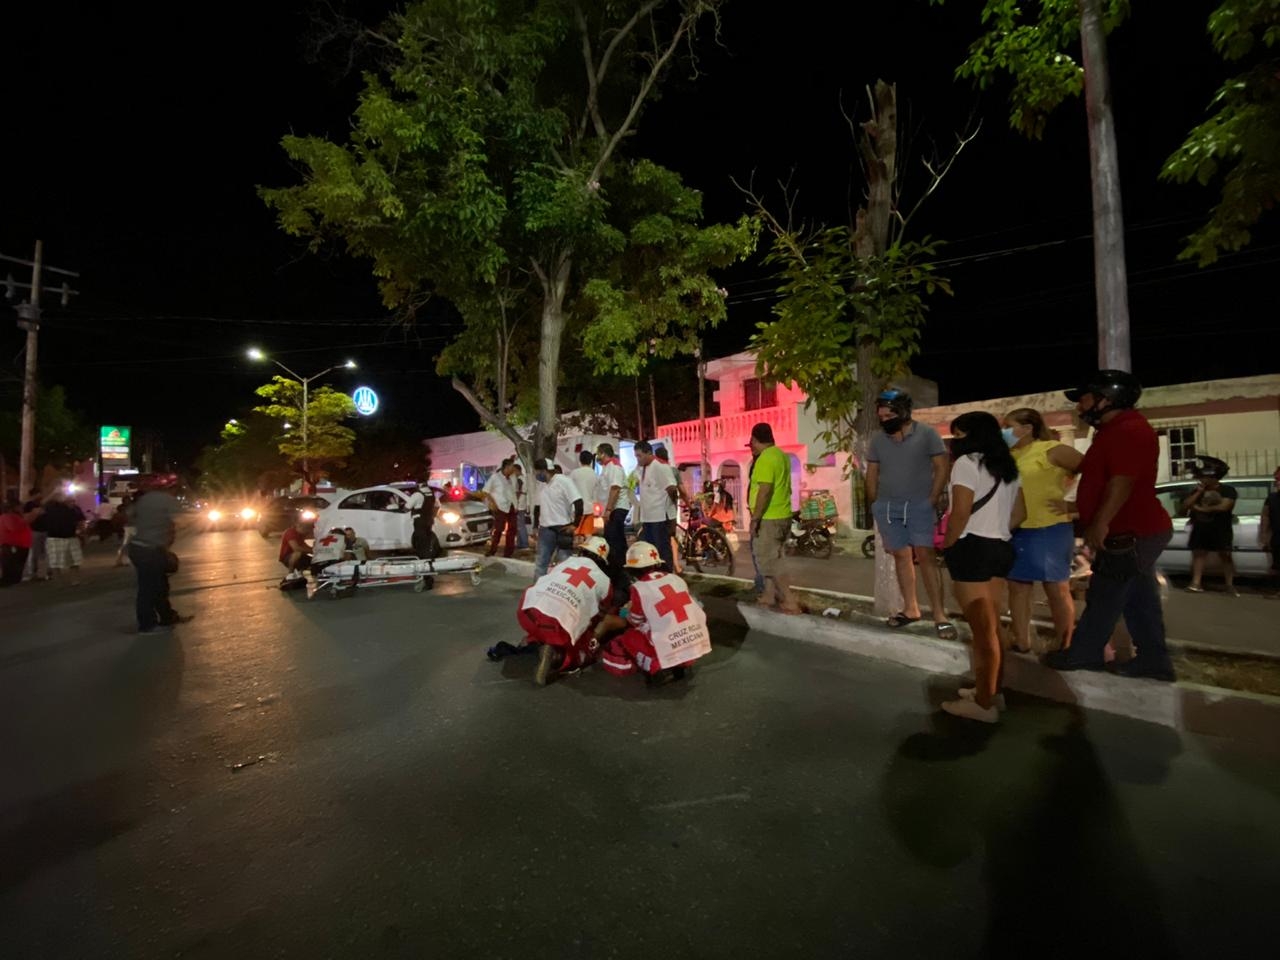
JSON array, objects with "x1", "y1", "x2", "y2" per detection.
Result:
[
  {"x1": 625, "y1": 541, "x2": 663, "y2": 570},
  {"x1": 579, "y1": 536, "x2": 610, "y2": 562}
]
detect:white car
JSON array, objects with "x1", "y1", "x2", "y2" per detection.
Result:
[
  {"x1": 1154, "y1": 476, "x2": 1272, "y2": 576},
  {"x1": 314, "y1": 485, "x2": 492, "y2": 553}
]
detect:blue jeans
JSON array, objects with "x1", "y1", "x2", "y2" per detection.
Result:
[
  {"x1": 515, "y1": 510, "x2": 529, "y2": 549},
  {"x1": 129, "y1": 542, "x2": 176, "y2": 631},
  {"x1": 1068, "y1": 529, "x2": 1173, "y2": 667},
  {"x1": 641, "y1": 521, "x2": 674, "y2": 572},
  {"x1": 535, "y1": 527, "x2": 571, "y2": 579}
]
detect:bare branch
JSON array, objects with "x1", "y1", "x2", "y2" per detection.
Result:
[
  {"x1": 574, "y1": 4, "x2": 608, "y2": 143},
  {"x1": 893, "y1": 119, "x2": 982, "y2": 239}
]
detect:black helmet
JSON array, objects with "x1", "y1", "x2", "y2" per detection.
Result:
[
  {"x1": 1189, "y1": 455, "x2": 1229, "y2": 480},
  {"x1": 875, "y1": 387, "x2": 913, "y2": 417},
  {"x1": 1063, "y1": 370, "x2": 1142, "y2": 409}
]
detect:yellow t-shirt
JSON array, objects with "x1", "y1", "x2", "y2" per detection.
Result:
[
  {"x1": 748, "y1": 445, "x2": 793, "y2": 520},
  {"x1": 1012, "y1": 439, "x2": 1072, "y2": 529}
]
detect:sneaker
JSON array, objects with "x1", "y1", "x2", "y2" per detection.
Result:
[
  {"x1": 941, "y1": 698, "x2": 999, "y2": 724},
  {"x1": 958, "y1": 687, "x2": 1006, "y2": 710},
  {"x1": 534, "y1": 644, "x2": 561, "y2": 686}
]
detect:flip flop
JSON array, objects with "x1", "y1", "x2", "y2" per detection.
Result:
[
  {"x1": 886, "y1": 612, "x2": 921, "y2": 628},
  {"x1": 935, "y1": 622, "x2": 959, "y2": 641}
]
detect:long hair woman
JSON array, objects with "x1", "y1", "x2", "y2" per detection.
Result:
[
  {"x1": 941, "y1": 411, "x2": 1026, "y2": 723},
  {"x1": 1002, "y1": 408, "x2": 1083, "y2": 652}
]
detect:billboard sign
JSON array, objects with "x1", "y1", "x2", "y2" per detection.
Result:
[
  {"x1": 352, "y1": 386, "x2": 379, "y2": 416},
  {"x1": 100, "y1": 425, "x2": 131, "y2": 465}
]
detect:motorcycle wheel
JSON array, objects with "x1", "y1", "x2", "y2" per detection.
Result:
[
  {"x1": 861, "y1": 534, "x2": 876, "y2": 559},
  {"x1": 802, "y1": 528, "x2": 834, "y2": 559},
  {"x1": 694, "y1": 527, "x2": 734, "y2": 576}
]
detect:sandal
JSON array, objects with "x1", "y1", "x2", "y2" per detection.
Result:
[
  {"x1": 1185, "y1": 585, "x2": 1205, "y2": 593},
  {"x1": 935, "y1": 621, "x2": 959, "y2": 641},
  {"x1": 886, "y1": 612, "x2": 922, "y2": 628}
]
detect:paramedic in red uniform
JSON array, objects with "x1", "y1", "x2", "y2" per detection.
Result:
[
  {"x1": 519, "y1": 537, "x2": 617, "y2": 686},
  {"x1": 598, "y1": 541, "x2": 712, "y2": 685}
]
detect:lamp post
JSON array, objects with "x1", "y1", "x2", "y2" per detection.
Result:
[{"x1": 248, "y1": 349, "x2": 355, "y2": 491}]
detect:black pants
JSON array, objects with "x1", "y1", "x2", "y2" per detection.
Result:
[
  {"x1": 129, "y1": 542, "x2": 175, "y2": 631},
  {"x1": 603, "y1": 508, "x2": 630, "y2": 578},
  {"x1": 1, "y1": 545, "x2": 29, "y2": 585}
]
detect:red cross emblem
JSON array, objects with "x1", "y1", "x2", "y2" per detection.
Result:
[
  {"x1": 562, "y1": 565, "x2": 597, "y2": 588},
  {"x1": 319, "y1": 535, "x2": 339, "y2": 547},
  {"x1": 654, "y1": 583, "x2": 695, "y2": 623}
]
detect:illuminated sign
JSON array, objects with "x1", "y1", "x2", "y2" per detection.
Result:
[
  {"x1": 352, "y1": 386, "x2": 379, "y2": 416},
  {"x1": 100, "y1": 425, "x2": 131, "y2": 464}
]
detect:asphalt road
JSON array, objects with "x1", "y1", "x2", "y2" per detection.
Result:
[
  {"x1": 717, "y1": 538, "x2": 1280, "y2": 657},
  {"x1": 1, "y1": 530, "x2": 1276, "y2": 958}
]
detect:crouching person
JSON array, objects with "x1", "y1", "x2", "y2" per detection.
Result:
[
  {"x1": 279, "y1": 518, "x2": 312, "y2": 583},
  {"x1": 598, "y1": 541, "x2": 712, "y2": 685},
  {"x1": 519, "y1": 537, "x2": 617, "y2": 686}
]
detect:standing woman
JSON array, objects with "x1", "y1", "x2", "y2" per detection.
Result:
[
  {"x1": 1002, "y1": 408, "x2": 1084, "y2": 652},
  {"x1": 941, "y1": 412, "x2": 1026, "y2": 724}
]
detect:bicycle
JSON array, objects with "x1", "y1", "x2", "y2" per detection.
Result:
[{"x1": 675, "y1": 503, "x2": 735, "y2": 576}]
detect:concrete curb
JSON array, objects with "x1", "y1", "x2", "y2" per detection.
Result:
[{"x1": 738, "y1": 602, "x2": 1280, "y2": 745}]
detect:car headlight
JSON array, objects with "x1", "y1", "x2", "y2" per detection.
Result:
[
  {"x1": 208, "y1": 509, "x2": 223, "y2": 522},
  {"x1": 440, "y1": 510, "x2": 461, "y2": 525},
  {"x1": 240, "y1": 507, "x2": 257, "y2": 521},
  {"x1": 300, "y1": 509, "x2": 317, "y2": 521}
]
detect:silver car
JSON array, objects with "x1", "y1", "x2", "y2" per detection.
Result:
[{"x1": 1154, "y1": 476, "x2": 1273, "y2": 576}]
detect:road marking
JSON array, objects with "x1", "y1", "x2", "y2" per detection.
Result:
[{"x1": 645, "y1": 790, "x2": 751, "y2": 812}]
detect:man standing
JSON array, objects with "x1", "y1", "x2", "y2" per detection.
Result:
[
  {"x1": 482, "y1": 459, "x2": 522, "y2": 558},
  {"x1": 633, "y1": 440, "x2": 678, "y2": 572},
  {"x1": 533, "y1": 459, "x2": 583, "y2": 578},
  {"x1": 405, "y1": 481, "x2": 438, "y2": 559},
  {"x1": 865, "y1": 388, "x2": 952, "y2": 637},
  {"x1": 746, "y1": 423, "x2": 800, "y2": 613},
  {"x1": 129, "y1": 477, "x2": 190, "y2": 634},
  {"x1": 569, "y1": 450, "x2": 599, "y2": 538},
  {"x1": 595, "y1": 443, "x2": 632, "y2": 577},
  {"x1": 1045, "y1": 370, "x2": 1174, "y2": 680},
  {"x1": 22, "y1": 488, "x2": 49, "y2": 582},
  {"x1": 41, "y1": 490, "x2": 85, "y2": 586}
]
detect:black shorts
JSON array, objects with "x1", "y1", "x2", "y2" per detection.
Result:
[
  {"x1": 944, "y1": 535, "x2": 1014, "y2": 583},
  {"x1": 1187, "y1": 521, "x2": 1233, "y2": 552}
]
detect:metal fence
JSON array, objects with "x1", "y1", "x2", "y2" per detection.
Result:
[{"x1": 1171, "y1": 449, "x2": 1279, "y2": 479}]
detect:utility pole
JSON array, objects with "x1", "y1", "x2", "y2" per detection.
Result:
[{"x1": 3, "y1": 242, "x2": 80, "y2": 499}]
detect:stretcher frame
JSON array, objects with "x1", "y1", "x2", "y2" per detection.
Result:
[{"x1": 308, "y1": 553, "x2": 482, "y2": 599}]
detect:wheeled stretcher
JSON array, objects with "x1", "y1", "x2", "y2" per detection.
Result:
[{"x1": 309, "y1": 554, "x2": 482, "y2": 599}]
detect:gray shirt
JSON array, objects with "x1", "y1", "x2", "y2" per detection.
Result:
[
  {"x1": 132, "y1": 490, "x2": 179, "y2": 547},
  {"x1": 867, "y1": 421, "x2": 947, "y2": 503}
]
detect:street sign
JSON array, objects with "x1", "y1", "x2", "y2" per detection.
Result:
[
  {"x1": 352, "y1": 386, "x2": 379, "y2": 416},
  {"x1": 100, "y1": 424, "x2": 131, "y2": 465}
]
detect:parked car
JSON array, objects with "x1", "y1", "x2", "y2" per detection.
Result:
[
  {"x1": 199, "y1": 501, "x2": 261, "y2": 531},
  {"x1": 313, "y1": 485, "x2": 492, "y2": 553},
  {"x1": 257, "y1": 495, "x2": 331, "y2": 536},
  {"x1": 1153, "y1": 476, "x2": 1272, "y2": 576}
]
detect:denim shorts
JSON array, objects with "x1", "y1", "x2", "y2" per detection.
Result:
[
  {"x1": 1008, "y1": 523, "x2": 1074, "y2": 583},
  {"x1": 872, "y1": 499, "x2": 937, "y2": 552}
]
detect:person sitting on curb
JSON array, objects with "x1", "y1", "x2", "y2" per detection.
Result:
[
  {"x1": 515, "y1": 537, "x2": 618, "y2": 686},
  {"x1": 595, "y1": 541, "x2": 712, "y2": 686}
]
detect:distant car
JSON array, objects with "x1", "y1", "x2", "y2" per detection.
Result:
[
  {"x1": 257, "y1": 495, "x2": 331, "y2": 536},
  {"x1": 1154, "y1": 476, "x2": 1272, "y2": 576},
  {"x1": 199, "y1": 502, "x2": 261, "y2": 531},
  {"x1": 313, "y1": 484, "x2": 492, "y2": 553}
]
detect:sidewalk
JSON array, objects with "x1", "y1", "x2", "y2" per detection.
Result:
[{"x1": 722, "y1": 538, "x2": 1280, "y2": 659}]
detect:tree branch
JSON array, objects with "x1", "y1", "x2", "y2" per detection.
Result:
[
  {"x1": 575, "y1": 4, "x2": 609, "y2": 143},
  {"x1": 893, "y1": 120, "x2": 981, "y2": 240},
  {"x1": 450, "y1": 376, "x2": 526, "y2": 451}
]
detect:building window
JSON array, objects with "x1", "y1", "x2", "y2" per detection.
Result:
[
  {"x1": 1156, "y1": 423, "x2": 1200, "y2": 478},
  {"x1": 743, "y1": 377, "x2": 777, "y2": 411}
]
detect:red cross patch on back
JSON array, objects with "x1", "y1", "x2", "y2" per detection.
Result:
[
  {"x1": 561, "y1": 565, "x2": 597, "y2": 588},
  {"x1": 654, "y1": 583, "x2": 694, "y2": 623}
]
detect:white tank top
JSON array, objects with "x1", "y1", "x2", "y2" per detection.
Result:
[
  {"x1": 523, "y1": 559, "x2": 612, "y2": 641},
  {"x1": 631, "y1": 574, "x2": 712, "y2": 668}
]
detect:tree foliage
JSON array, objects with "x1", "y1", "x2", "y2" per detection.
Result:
[
  {"x1": 261, "y1": 0, "x2": 744, "y2": 465},
  {"x1": 194, "y1": 413, "x2": 295, "y2": 494},
  {"x1": 1161, "y1": 0, "x2": 1280, "y2": 263},
  {"x1": 0, "y1": 383, "x2": 96, "y2": 471},
  {"x1": 253, "y1": 377, "x2": 357, "y2": 481}
]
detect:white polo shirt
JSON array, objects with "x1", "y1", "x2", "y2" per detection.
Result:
[
  {"x1": 483, "y1": 470, "x2": 517, "y2": 512},
  {"x1": 539, "y1": 473, "x2": 582, "y2": 527},
  {"x1": 569, "y1": 465, "x2": 599, "y2": 507},
  {"x1": 636, "y1": 460, "x2": 677, "y2": 523},
  {"x1": 595, "y1": 460, "x2": 631, "y2": 512}
]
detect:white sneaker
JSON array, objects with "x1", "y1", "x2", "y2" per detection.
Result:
[
  {"x1": 942, "y1": 698, "x2": 1000, "y2": 723},
  {"x1": 958, "y1": 687, "x2": 1006, "y2": 710}
]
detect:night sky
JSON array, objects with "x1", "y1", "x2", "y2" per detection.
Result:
[{"x1": 3, "y1": 0, "x2": 1275, "y2": 467}]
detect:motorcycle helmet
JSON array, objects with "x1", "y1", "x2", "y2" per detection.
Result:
[
  {"x1": 1063, "y1": 369, "x2": 1142, "y2": 409},
  {"x1": 625, "y1": 541, "x2": 664, "y2": 570},
  {"x1": 875, "y1": 387, "x2": 913, "y2": 418},
  {"x1": 1189, "y1": 455, "x2": 1229, "y2": 481},
  {"x1": 579, "y1": 536, "x2": 610, "y2": 562}
]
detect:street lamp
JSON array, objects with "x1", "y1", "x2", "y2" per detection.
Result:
[{"x1": 247, "y1": 348, "x2": 358, "y2": 491}]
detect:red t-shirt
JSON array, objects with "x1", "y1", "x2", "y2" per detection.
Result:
[
  {"x1": 1075, "y1": 409, "x2": 1171, "y2": 537},
  {"x1": 279, "y1": 526, "x2": 308, "y2": 563},
  {"x1": 0, "y1": 512, "x2": 33, "y2": 549}
]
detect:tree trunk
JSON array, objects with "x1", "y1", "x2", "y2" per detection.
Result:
[
  {"x1": 1079, "y1": 0, "x2": 1131, "y2": 371},
  {"x1": 536, "y1": 254, "x2": 572, "y2": 459}
]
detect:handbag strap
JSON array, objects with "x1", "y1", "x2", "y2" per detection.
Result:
[{"x1": 970, "y1": 477, "x2": 1000, "y2": 515}]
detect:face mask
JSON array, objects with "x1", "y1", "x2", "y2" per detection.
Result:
[
  {"x1": 1002, "y1": 427, "x2": 1018, "y2": 447},
  {"x1": 880, "y1": 416, "x2": 904, "y2": 434},
  {"x1": 1079, "y1": 404, "x2": 1107, "y2": 427}
]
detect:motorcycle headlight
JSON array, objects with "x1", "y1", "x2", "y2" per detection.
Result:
[
  {"x1": 240, "y1": 507, "x2": 257, "y2": 521},
  {"x1": 440, "y1": 510, "x2": 461, "y2": 525},
  {"x1": 208, "y1": 509, "x2": 223, "y2": 522},
  {"x1": 300, "y1": 509, "x2": 317, "y2": 521}
]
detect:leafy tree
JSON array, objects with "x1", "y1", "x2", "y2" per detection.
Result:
[
  {"x1": 253, "y1": 376, "x2": 357, "y2": 485},
  {"x1": 194, "y1": 413, "x2": 294, "y2": 495},
  {"x1": 0, "y1": 383, "x2": 96, "y2": 476},
  {"x1": 261, "y1": 0, "x2": 744, "y2": 470},
  {"x1": 1161, "y1": 0, "x2": 1280, "y2": 264},
  {"x1": 930, "y1": 0, "x2": 1133, "y2": 369}
]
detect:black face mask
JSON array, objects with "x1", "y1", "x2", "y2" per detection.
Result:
[
  {"x1": 880, "y1": 416, "x2": 904, "y2": 434},
  {"x1": 1079, "y1": 399, "x2": 1109, "y2": 427}
]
